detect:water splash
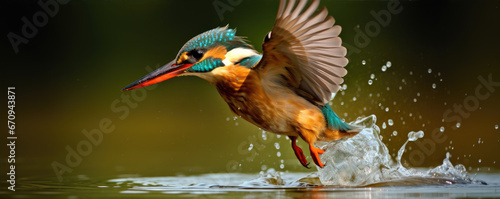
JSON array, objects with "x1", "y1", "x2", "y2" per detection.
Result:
[
  {"x1": 239, "y1": 169, "x2": 285, "y2": 187},
  {"x1": 396, "y1": 130, "x2": 423, "y2": 168},
  {"x1": 315, "y1": 115, "x2": 485, "y2": 186},
  {"x1": 315, "y1": 115, "x2": 392, "y2": 185}
]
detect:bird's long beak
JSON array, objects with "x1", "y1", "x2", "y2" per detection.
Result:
[{"x1": 121, "y1": 61, "x2": 193, "y2": 91}]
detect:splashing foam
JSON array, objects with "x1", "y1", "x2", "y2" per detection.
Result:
[{"x1": 315, "y1": 115, "x2": 485, "y2": 186}]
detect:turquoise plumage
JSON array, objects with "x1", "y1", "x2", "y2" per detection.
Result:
[
  {"x1": 320, "y1": 105, "x2": 357, "y2": 132},
  {"x1": 178, "y1": 27, "x2": 247, "y2": 57},
  {"x1": 187, "y1": 58, "x2": 224, "y2": 72},
  {"x1": 237, "y1": 55, "x2": 262, "y2": 68}
]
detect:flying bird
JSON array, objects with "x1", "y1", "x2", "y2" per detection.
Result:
[{"x1": 122, "y1": 0, "x2": 359, "y2": 168}]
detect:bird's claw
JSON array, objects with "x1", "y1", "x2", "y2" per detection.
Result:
[
  {"x1": 290, "y1": 136, "x2": 327, "y2": 168},
  {"x1": 310, "y1": 144, "x2": 326, "y2": 168},
  {"x1": 289, "y1": 136, "x2": 311, "y2": 169}
]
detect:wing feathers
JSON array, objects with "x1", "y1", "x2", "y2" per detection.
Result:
[
  {"x1": 277, "y1": 0, "x2": 287, "y2": 17},
  {"x1": 297, "y1": 0, "x2": 320, "y2": 24},
  {"x1": 256, "y1": 0, "x2": 349, "y2": 104},
  {"x1": 290, "y1": 0, "x2": 308, "y2": 19},
  {"x1": 282, "y1": 0, "x2": 296, "y2": 18}
]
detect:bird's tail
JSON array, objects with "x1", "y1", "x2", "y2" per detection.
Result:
[{"x1": 319, "y1": 105, "x2": 362, "y2": 141}]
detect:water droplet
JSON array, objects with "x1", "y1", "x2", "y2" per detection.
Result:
[
  {"x1": 495, "y1": 125, "x2": 499, "y2": 129},
  {"x1": 262, "y1": 131, "x2": 267, "y2": 141},
  {"x1": 368, "y1": 80, "x2": 373, "y2": 85},
  {"x1": 386, "y1": 61, "x2": 392, "y2": 67},
  {"x1": 409, "y1": 71, "x2": 413, "y2": 75},
  {"x1": 342, "y1": 84, "x2": 348, "y2": 90},
  {"x1": 248, "y1": 144, "x2": 253, "y2": 151},
  {"x1": 413, "y1": 98, "x2": 417, "y2": 102},
  {"x1": 276, "y1": 135, "x2": 281, "y2": 138},
  {"x1": 280, "y1": 164, "x2": 285, "y2": 169},
  {"x1": 385, "y1": 107, "x2": 389, "y2": 112},
  {"x1": 370, "y1": 74, "x2": 375, "y2": 79},
  {"x1": 432, "y1": 83, "x2": 437, "y2": 89},
  {"x1": 440, "y1": 126, "x2": 445, "y2": 132},
  {"x1": 479, "y1": 159, "x2": 482, "y2": 163},
  {"x1": 381, "y1": 65, "x2": 387, "y2": 72},
  {"x1": 388, "y1": 119, "x2": 394, "y2": 126},
  {"x1": 277, "y1": 151, "x2": 281, "y2": 157},
  {"x1": 362, "y1": 60, "x2": 366, "y2": 65},
  {"x1": 417, "y1": 92, "x2": 420, "y2": 97},
  {"x1": 235, "y1": 122, "x2": 239, "y2": 126},
  {"x1": 392, "y1": 131, "x2": 398, "y2": 136},
  {"x1": 226, "y1": 117, "x2": 230, "y2": 121},
  {"x1": 233, "y1": 116, "x2": 238, "y2": 120},
  {"x1": 274, "y1": 142, "x2": 280, "y2": 150},
  {"x1": 261, "y1": 165, "x2": 267, "y2": 171},
  {"x1": 456, "y1": 123, "x2": 461, "y2": 128},
  {"x1": 382, "y1": 122, "x2": 387, "y2": 129},
  {"x1": 428, "y1": 68, "x2": 432, "y2": 73},
  {"x1": 353, "y1": 97, "x2": 357, "y2": 101},
  {"x1": 408, "y1": 131, "x2": 424, "y2": 141},
  {"x1": 478, "y1": 138, "x2": 481, "y2": 144}
]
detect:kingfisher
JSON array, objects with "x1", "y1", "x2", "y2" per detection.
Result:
[{"x1": 122, "y1": 0, "x2": 360, "y2": 168}]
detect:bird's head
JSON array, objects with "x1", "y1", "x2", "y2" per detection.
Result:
[{"x1": 122, "y1": 26, "x2": 254, "y2": 91}]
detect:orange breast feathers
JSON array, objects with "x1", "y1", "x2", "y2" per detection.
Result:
[
  {"x1": 209, "y1": 65, "x2": 280, "y2": 129},
  {"x1": 210, "y1": 65, "x2": 253, "y2": 94},
  {"x1": 209, "y1": 65, "x2": 328, "y2": 138}
]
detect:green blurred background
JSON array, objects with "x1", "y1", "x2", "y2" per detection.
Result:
[{"x1": 1, "y1": 0, "x2": 500, "y2": 184}]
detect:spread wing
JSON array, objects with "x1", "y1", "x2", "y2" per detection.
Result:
[{"x1": 254, "y1": 0, "x2": 348, "y2": 105}]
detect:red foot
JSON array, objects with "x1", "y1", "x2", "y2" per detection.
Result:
[
  {"x1": 309, "y1": 144, "x2": 326, "y2": 168},
  {"x1": 289, "y1": 136, "x2": 310, "y2": 168}
]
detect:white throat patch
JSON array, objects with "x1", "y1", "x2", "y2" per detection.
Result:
[{"x1": 222, "y1": 47, "x2": 259, "y2": 66}]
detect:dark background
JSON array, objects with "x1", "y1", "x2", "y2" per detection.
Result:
[{"x1": 1, "y1": 0, "x2": 499, "y2": 184}]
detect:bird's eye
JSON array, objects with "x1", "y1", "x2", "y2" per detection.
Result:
[{"x1": 191, "y1": 50, "x2": 204, "y2": 60}]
